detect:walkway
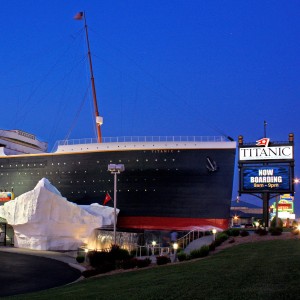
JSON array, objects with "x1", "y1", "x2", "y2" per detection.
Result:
[{"x1": 0, "y1": 247, "x2": 84, "y2": 297}]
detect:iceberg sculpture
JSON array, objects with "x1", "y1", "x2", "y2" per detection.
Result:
[{"x1": 0, "y1": 178, "x2": 118, "y2": 251}]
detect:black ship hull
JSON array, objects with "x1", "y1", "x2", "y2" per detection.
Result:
[{"x1": 0, "y1": 144, "x2": 236, "y2": 230}]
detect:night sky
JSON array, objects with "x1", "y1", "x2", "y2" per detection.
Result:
[{"x1": 1, "y1": 1, "x2": 300, "y2": 214}]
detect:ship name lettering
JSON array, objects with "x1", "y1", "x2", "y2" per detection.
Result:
[{"x1": 151, "y1": 150, "x2": 173, "y2": 153}]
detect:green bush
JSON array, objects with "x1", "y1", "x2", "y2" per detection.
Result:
[
  {"x1": 231, "y1": 229, "x2": 241, "y2": 237},
  {"x1": 156, "y1": 255, "x2": 171, "y2": 265},
  {"x1": 87, "y1": 245, "x2": 131, "y2": 272},
  {"x1": 214, "y1": 238, "x2": 223, "y2": 247},
  {"x1": 224, "y1": 228, "x2": 240, "y2": 237},
  {"x1": 216, "y1": 233, "x2": 229, "y2": 242},
  {"x1": 88, "y1": 251, "x2": 112, "y2": 268},
  {"x1": 268, "y1": 227, "x2": 282, "y2": 236},
  {"x1": 240, "y1": 230, "x2": 249, "y2": 237},
  {"x1": 76, "y1": 255, "x2": 85, "y2": 263},
  {"x1": 177, "y1": 251, "x2": 187, "y2": 261},
  {"x1": 137, "y1": 258, "x2": 152, "y2": 268},
  {"x1": 255, "y1": 228, "x2": 268, "y2": 236},
  {"x1": 209, "y1": 241, "x2": 216, "y2": 251},
  {"x1": 121, "y1": 258, "x2": 138, "y2": 270},
  {"x1": 190, "y1": 245, "x2": 210, "y2": 259},
  {"x1": 270, "y1": 217, "x2": 283, "y2": 229},
  {"x1": 110, "y1": 244, "x2": 130, "y2": 261}
]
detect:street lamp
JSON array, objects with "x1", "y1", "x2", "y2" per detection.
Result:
[
  {"x1": 108, "y1": 163, "x2": 125, "y2": 245},
  {"x1": 151, "y1": 240, "x2": 156, "y2": 256},
  {"x1": 173, "y1": 242, "x2": 178, "y2": 262},
  {"x1": 212, "y1": 228, "x2": 217, "y2": 241}
]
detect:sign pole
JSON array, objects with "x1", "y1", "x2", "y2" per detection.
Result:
[{"x1": 262, "y1": 192, "x2": 270, "y2": 228}]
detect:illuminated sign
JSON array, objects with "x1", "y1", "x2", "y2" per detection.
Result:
[
  {"x1": 270, "y1": 194, "x2": 294, "y2": 213},
  {"x1": 241, "y1": 166, "x2": 291, "y2": 193},
  {"x1": 0, "y1": 192, "x2": 14, "y2": 203},
  {"x1": 239, "y1": 146, "x2": 293, "y2": 161}
]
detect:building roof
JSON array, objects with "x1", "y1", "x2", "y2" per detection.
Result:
[
  {"x1": 230, "y1": 210, "x2": 262, "y2": 218},
  {"x1": 231, "y1": 200, "x2": 262, "y2": 209}
]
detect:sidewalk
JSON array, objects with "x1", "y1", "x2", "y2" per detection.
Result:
[
  {"x1": 0, "y1": 246, "x2": 87, "y2": 272},
  {"x1": 184, "y1": 235, "x2": 214, "y2": 254},
  {"x1": 0, "y1": 248, "x2": 84, "y2": 297}
]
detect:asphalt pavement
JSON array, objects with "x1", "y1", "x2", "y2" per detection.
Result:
[{"x1": 0, "y1": 247, "x2": 84, "y2": 297}]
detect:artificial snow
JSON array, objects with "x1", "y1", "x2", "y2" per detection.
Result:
[{"x1": 0, "y1": 178, "x2": 118, "y2": 250}]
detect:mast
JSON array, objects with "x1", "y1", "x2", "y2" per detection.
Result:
[{"x1": 76, "y1": 12, "x2": 103, "y2": 143}]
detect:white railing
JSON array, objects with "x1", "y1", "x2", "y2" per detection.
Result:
[
  {"x1": 177, "y1": 230, "x2": 205, "y2": 249},
  {"x1": 56, "y1": 136, "x2": 226, "y2": 146}
]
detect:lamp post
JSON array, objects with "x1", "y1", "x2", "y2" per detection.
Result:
[
  {"x1": 212, "y1": 228, "x2": 217, "y2": 241},
  {"x1": 173, "y1": 242, "x2": 178, "y2": 262},
  {"x1": 151, "y1": 240, "x2": 156, "y2": 256},
  {"x1": 108, "y1": 164, "x2": 125, "y2": 245}
]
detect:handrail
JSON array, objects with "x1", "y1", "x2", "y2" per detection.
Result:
[{"x1": 176, "y1": 230, "x2": 205, "y2": 249}]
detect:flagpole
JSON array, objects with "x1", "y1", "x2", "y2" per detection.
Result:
[
  {"x1": 264, "y1": 120, "x2": 267, "y2": 138},
  {"x1": 113, "y1": 172, "x2": 117, "y2": 245},
  {"x1": 82, "y1": 12, "x2": 103, "y2": 143}
]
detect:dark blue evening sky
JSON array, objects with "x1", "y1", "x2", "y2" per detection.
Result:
[{"x1": 1, "y1": 1, "x2": 300, "y2": 213}]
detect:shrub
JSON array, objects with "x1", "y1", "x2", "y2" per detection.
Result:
[
  {"x1": 122, "y1": 258, "x2": 139, "y2": 270},
  {"x1": 214, "y1": 238, "x2": 223, "y2": 247},
  {"x1": 209, "y1": 241, "x2": 216, "y2": 251},
  {"x1": 255, "y1": 228, "x2": 268, "y2": 236},
  {"x1": 137, "y1": 258, "x2": 152, "y2": 268},
  {"x1": 270, "y1": 217, "x2": 283, "y2": 229},
  {"x1": 87, "y1": 245, "x2": 130, "y2": 273},
  {"x1": 190, "y1": 245, "x2": 210, "y2": 259},
  {"x1": 87, "y1": 251, "x2": 112, "y2": 268},
  {"x1": 224, "y1": 229, "x2": 240, "y2": 237},
  {"x1": 76, "y1": 255, "x2": 85, "y2": 263},
  {"x1": 156, "y1": 255, "x2": 171, "y2": 265},
  {"x1": 110, "y1": 244, "x2": 130, "y2": 261},
  {"x1": 240, "y1": 230, "x2": 249, "y2": 237},
  {"x1": 216, "y1": 233, "x2": 229, "y2": 243},
  {"x1": 231, "y1": 229, "x2": 241, "y2": 237},
  {"x1": 96, "y1": 262, "x2": 116, "y2": 274},
  {"x1": 269, "y1": 227, "x2": 282, "y2": 236},
  {"x1": 213, "y1": 233, "x2": 229, "y2": 247},
  {"x1": 177, "y1": 251, "x2": 187, "y2": 261}
]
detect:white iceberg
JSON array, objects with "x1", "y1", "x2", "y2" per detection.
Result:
[{"x1": 0, "y1": 178, "x2": 119, "y2": 251}]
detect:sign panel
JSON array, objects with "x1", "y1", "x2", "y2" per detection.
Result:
[
  {"x1": 241, "y1": 165, "x2": 291, "y2": 193},
  {"x1": 239, "y1": 146, "x2": 293, "y2": 161},
  {"x1": 0, "y1": 192, "x2": 14, "y2": 203}
]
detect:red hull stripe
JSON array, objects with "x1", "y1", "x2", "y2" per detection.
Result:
[{"x1": 117, "y1": 216, "x2": 229, "y2": 231}]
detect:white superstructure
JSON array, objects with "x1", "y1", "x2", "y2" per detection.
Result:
[{"x1": 0, "y1": 129, "x2": 48, "y2": 155}]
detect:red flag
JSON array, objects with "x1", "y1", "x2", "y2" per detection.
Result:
[
  {"x1": 256, "y1": 138, "x2": 270, "y2": 147},
  {"x1": 74, "y1": 12, "x2": 84, "y2": 20},
  {"x1": 103, "y1": 193, "x2": 112, "y2": 205}
]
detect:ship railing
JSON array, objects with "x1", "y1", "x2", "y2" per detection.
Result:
[{"x1": 55, "y1": 135, "x2": 226, "y2": 147}]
